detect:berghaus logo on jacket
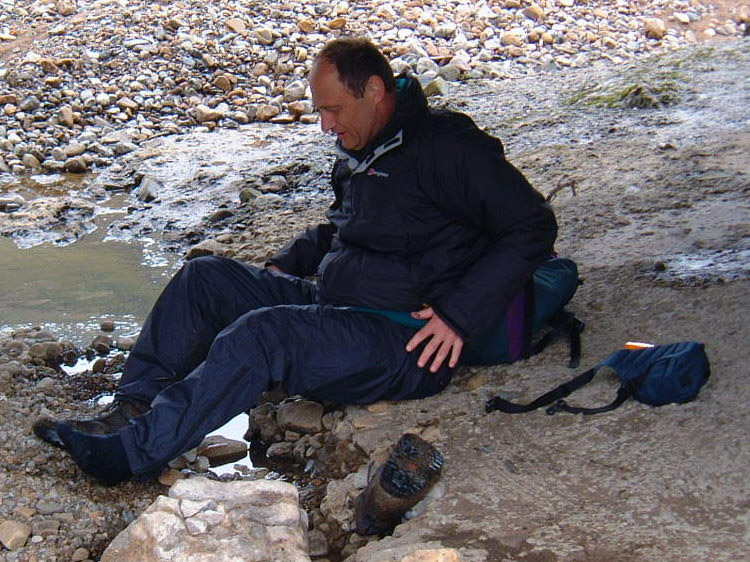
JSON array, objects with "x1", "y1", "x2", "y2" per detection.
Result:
[{"x1": 367, "y1": 168, "x2": 389, "y2": 178}]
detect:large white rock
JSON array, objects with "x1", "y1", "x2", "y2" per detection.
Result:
[{"x1": 102, "y1": 478, "x2": 310, "y2": 561}]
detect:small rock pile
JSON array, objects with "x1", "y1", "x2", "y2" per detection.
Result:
[{"x1": 0, "y1": 0, "x2": 747, "y2": 175}]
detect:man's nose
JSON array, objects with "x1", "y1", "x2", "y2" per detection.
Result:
[{"x1": 320, "y1": 111, "x2": 334, "y2": 133}]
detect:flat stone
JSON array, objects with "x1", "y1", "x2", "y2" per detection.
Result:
[
  {"x1": 71, "y1": 548, "x2": 90, "y2": 562},
  {"x1": 329, "y1": 17, "x2": 347, "y2": 30},
  {"x1": 401, "y1": 549, "x2": 463, "y2": 562},
  {"x1": 213, "y1": 74, "x2": 235, "y2": 92},
  {"x1": 226, "y1": 18, "x2": 246, "y2": 34},
  {"x1": 463, "y1": 372, "x2": 489, "y2": 391},
  {"x1": 39, "y1": 58, "x2": 59, "y2": 73},
  {"x1": 256, "y1": 104, "x2": 281, "y2": 121},
  {"x1": 33, "y1": 519, "x2": 61, "y2": 536},
  {"x1": 423, "y1": 76, "x2": 448, "y2": 97},
  {"x1": 58, "y1": 105, "x2": 75, "y2": 127},
  {"x1": 12, "y1": 506, "x2": 36, "y2": 519},
  {"x1": 56, "y1": 0, "x2": 77, "y2": 16},
  {"x1": 0, "y1": 520, "x2": 31, "y2": 550},
  {"x1": 22, "y1": 153, "x2": 41, "y2": 169},
  {"x1": 185, "y1": 239, "x2": 227, "y2": 260},
  {"x1": 283, "y1": 80, "x2": 306, "y2": 102},
  {"x1": 179, "y1": 498, "x2": 217, "y2": 518},
  {"x1": 266, "y1": 441, "x2": 295, "y2": 460},
  {"x1": 65, "y1": 156, "x2": 88, "y2": 173},
  {"x1": 501, "y1": 31, "x2": 525, "y2": 47},
  {"x1": 117, "y1": 97, "x2": 139, "y2": 111},
  {"x1": 298, "y1": 18, "x2": 315, "y2": 33},
  {"x1": 288, "y1": 100, "x2": 312, "y2": 117},
  {"x1": 64, "y1": 142, "x2": 86, "y2": 157},
  {"x1": 20, "y1": 95, "x2": 41, "y2": 112},
  {"x1": 277, "y1": 400, "x2": 324, "y2": 434},
  {"x1": 196, "y1": 435, "x2": 248, "y2": 467},
  {"x1": 195, "y1": 104, "x2": 224, "y2": 122},
  {"x1": 254, "y1": 27, "x2": 274, "y2": 45},
  {"x1": 523, "y1": 4, "x2": 544, "y2": 22},
  {"x1": 158, "y1": 468, "x2": 186, "y2": 487}
]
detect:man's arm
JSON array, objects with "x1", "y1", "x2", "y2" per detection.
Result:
[
  {"x1": 266, "y1": 222, "x2": 336, "y2": 277},
  {"x1": 266, "y1": 168, "x2": 343, "y2": 277},
  {"x1": 424, "y1": 127, "x2": 557, "y2": 344}
]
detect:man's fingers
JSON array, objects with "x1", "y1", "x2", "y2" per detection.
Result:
[
  {"x1": 410, "y1": 307, "x2": 434, "y2": 320},
  {"x1": 405, "y1": 327, "x2": 429, "y2": 352},
  {"x1": 430, "y1": 343, "x2": 451, "y2": 373},
  {"x1": 418, "y1": 337, "x2": 440, "y2": 368},
  {"x1": 406, "y1": 311, "x2": 464, "y2": 372},
  {"x1": 449, "y1": 340, "x2": 464, "y2": 368}
]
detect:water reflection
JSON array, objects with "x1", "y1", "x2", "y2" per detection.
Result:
[{"x1": 0, "y1": 196, "x2": 178, "y2": 344}]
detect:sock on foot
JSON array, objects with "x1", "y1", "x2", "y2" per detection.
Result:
[{"x1": 57, "y1": 424, "x2": 133, "y2": 486}]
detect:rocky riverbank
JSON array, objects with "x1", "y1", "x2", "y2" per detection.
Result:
[
  {"x1": 1, "y1": 1, "x2": 749, "y2": 561},
  {"x1": 0, "y1": 0, "x2": 747, "y2": 177}
]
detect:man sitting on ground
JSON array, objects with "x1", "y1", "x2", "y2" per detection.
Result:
[{"x1": 33, "y1": 37, "x2": 557, "y2": 485}]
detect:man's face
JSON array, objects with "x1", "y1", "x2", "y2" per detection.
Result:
[{"x1": 309, "y1": 62, "x2": 382, "y2": 151}]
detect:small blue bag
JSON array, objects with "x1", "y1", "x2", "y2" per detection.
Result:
[{"x1": 486, "y1": 341, "x2": 710, "y2": 415}]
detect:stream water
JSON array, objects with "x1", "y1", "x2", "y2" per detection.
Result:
[{"x1": 0, "y1": 187, "x2": 178, "y2": 344}]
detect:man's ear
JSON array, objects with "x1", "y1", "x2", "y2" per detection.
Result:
[{"x1": 364, "y1": 75, "x2": 386, "y2": 103}]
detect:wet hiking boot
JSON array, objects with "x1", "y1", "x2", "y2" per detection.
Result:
[
  {"x1": 33, "y1": 397, "x2": 150, "y2": 449},
  {"x1": 354, "y1": 433, "x2": 444, "y2": 536}
]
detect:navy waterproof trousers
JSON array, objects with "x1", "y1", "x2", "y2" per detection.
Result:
[{"x1": 116, "y1": 256, "x2": 453, "y2": 476}]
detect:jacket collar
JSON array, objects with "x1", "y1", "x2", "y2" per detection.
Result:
[{"x1": 336, "y1": 74, "x2": 428, "y2": 174}]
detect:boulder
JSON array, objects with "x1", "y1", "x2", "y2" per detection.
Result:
[{"x1": 102, "y1": 478, "x2": 309, "y2": 561}]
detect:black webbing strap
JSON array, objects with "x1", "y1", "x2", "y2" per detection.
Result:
[
  {"x1": 485, "y1": 367, "x2": 598, "y2": 414},
  {"x1": 529, "y1": 310, "x2": 585, "y2": 369},
  {"x1": 544, "y1": 384, "x2": 631, "y2": 415},
  {"x1": 486, "y1": 366, "x2": 635, "y2": 415}
]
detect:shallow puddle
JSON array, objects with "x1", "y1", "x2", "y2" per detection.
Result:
[{"x1": 0, "y1": 193, "x2": 178, "y2": 344}]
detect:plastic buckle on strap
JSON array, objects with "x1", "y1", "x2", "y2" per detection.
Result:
[{"x1": 546, "y1": 399, "x2": 567, "y2": 415}]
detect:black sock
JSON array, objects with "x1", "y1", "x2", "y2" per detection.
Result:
[{"x1": 57, "y1": 424, "x2": 133, "y2": 486}]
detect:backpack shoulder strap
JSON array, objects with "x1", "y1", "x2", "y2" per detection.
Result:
[{"x1": 529, "y1": 309, "x2": 585, "y2": 368}]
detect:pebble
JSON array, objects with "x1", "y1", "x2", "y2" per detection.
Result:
[{"x1": 0, "y1": 0, "x2": 743, "y2": 176}]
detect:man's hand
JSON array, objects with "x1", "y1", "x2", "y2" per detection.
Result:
[
  {"x1": 266, "y1": 264, "x2": 284, "y2": 274},
  {"x1": 405, "y1": 307, "x2": 464, "y2": 373}
]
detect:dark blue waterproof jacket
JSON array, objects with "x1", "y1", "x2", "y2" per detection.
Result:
[{"x1": 269, "y1": 76, "x2": 557, "y2": 340}]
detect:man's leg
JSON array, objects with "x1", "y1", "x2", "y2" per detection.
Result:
[
  {"x1": 115, "y1": 305, "x2": 452, "y2": 477},
  {"x1": 118, "y1": 255, "x2": 316, "y2": 403},
  {"x1": 33, "y1": 255, "x2": 316, "y2": 448}
]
